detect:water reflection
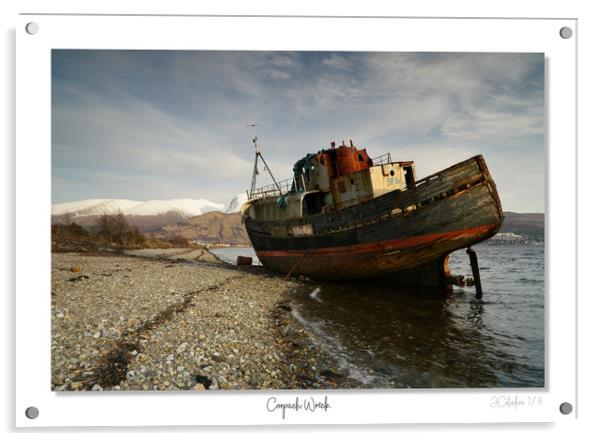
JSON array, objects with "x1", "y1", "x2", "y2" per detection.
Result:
[
  {"x1": 290, "y1": 281, "x2": 507, "y2": 388},
  {"x1": 216, "y1": 244, "x2": 545, "y2": 388},
  {"x1": 467, "y1": 299, "x2": 486, "y2": 328}
]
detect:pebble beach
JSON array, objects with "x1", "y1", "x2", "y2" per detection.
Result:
[{"x1": 51, "y1": 249, "x2": 346, "y2": 392}]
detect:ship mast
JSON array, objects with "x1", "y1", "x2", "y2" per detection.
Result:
[
  {"x1": 249, "y1": 132, "x2": 260, "y2": 196},
  {"x1": 247, "y1": 124, "x2": 281, "y2": 196}
]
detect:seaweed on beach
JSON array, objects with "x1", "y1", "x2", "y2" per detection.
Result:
[{"x1": 77, "y1": 278, "x2": 241, "y2": 389}]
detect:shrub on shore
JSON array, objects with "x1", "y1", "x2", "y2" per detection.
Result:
[
  {"x1": 52, "y1": 213, "x2": 146, "y2": 252},
  {"x1": 52, "y1": 221, "x2": 89, "y2": 239},
  {"x1": 51, "y1": 220, "x2": 98, "y2": 253},
  {"x1": 143, "y1": 235, "x2": 199, "y2": 249},
  {"x1": 94, "y1": 213, "x2": 146, "y2": 248},
  {"x1": 165, "y1": 235, "x2": 190, "y2": 247},
  {"x1": 51, "y1": 214, "x2": 197, "y2": 252}
]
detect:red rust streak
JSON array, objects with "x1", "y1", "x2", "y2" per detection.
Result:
[{"x1": 256, "y1": 224, "x2": 496, "y2": 258}]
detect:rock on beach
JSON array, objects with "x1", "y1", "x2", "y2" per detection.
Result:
[{"x1": 51, "y1": 250, "x2": 329, "y2": 391}]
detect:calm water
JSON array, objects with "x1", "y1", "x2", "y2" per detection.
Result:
[
  {"x1": 214, "y1": 244, "x2": 545, "y2": 388},
  {"x1": 211, "y1": 247, "x2": 261, "y2": 266}
]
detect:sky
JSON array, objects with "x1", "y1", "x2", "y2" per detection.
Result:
[{"x1": 52, "y1": 50, "x2": 545, "y2": 212}]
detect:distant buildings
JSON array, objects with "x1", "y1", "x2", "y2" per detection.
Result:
[{"x1": 487, "y1": 232, "x2": 542, "y2": 245}]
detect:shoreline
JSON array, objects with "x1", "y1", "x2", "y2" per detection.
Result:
[{"x1": 51, "y1": 249, "x2": 348, "y2": 391}]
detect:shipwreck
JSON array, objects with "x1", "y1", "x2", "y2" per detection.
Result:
[{"x1": 241, "y1": 138, "x2": 503, "y2": 293}]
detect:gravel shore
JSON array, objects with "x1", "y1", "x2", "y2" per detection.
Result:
[{"x1": 51, "y1": 250, "x2": 344, "y2": 391}]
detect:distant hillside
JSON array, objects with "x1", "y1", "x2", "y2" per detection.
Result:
[
  {"x1": 52, "y1": 210, "x2": 189, "y2": 233},
  {"x1": 52, "y1": 196, "x2": 544, "y2": 246},
  {"x1": 54, "y1": 210, "x2": 250, "y2": 244},
  {"x1": 51, "y1": 194, "x2": 243, "y2": 235},
  {"x1": 500, "y1": 212, "x2": 545, "y2": 241},
  {"x1": 158, "y1": 211, "x2": 250, "y2": 245}
]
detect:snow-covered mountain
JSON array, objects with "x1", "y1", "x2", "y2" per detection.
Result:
[
  {"x1": 224, "y1": 192, "x2": 248, "y2": 214},
  {"x1": 52, "y1": 199, "x2": 143, "y2": 217},
  {"x1": 52, "y1": 198, "x2": 225, "y2": 218},
  {"x1": 125, "y1": 199, "x2": 224, "y2": 217}
]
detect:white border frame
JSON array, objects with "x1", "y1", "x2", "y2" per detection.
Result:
[{"x1": 16, "y1": 15, "x2": 576, "y2": 426}]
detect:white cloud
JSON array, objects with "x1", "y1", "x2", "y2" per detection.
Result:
[
  {"x1": 322, "y1": 54, "x2": 355, "y2": 70},
  {"x1": 52, "y1": 51, "x2": 544, "y2": 211}
]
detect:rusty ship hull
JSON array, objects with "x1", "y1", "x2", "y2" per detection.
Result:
[{"x1": 243, "y1": 155, "x2": 503, "y2": 290}]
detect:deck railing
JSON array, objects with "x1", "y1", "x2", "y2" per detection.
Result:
[
  {"x1": 248, "y1": 153, "x2": 393, "y2": 200},
  {"x1": 371, "y1": 152, "x2": 392, "y2": 166},
  {"x1": 248, "y1": 177, "x2": 295, "y2": 200}
]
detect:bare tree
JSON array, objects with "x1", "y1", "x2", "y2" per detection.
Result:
[
  {"x1": 56, "y1": 212, "x2": 73, "y2": 235},
  {"x1": 94, "y1": 212, "x2": 144, "y2": 248},
  {"x1": 95, "y1": 214, "x2": 115, "y2": 245},
  {"x1": 114, "y1": 212, "x2": 129, "y2": 247},
  {"x1": 59, "y1": 212, "x2": 73, "y2": 225}
]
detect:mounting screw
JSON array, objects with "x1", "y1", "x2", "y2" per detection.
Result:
[
  {"x1": 25, "y1": 406, "x2": 39, "y2": 419},
  {"x1": 559, "y1": 402, "x2": 573, "y2": 415},
  {"x1": 25, "y1": 22, "x2": 39, "y2": 35},
  {"x1": 559, "y1": 26, "x2": 573, "y2": 39}
]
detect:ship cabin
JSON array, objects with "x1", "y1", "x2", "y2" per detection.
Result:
[{"x1": 246, "y1": 140, "x2": 416, "y2": 222}]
